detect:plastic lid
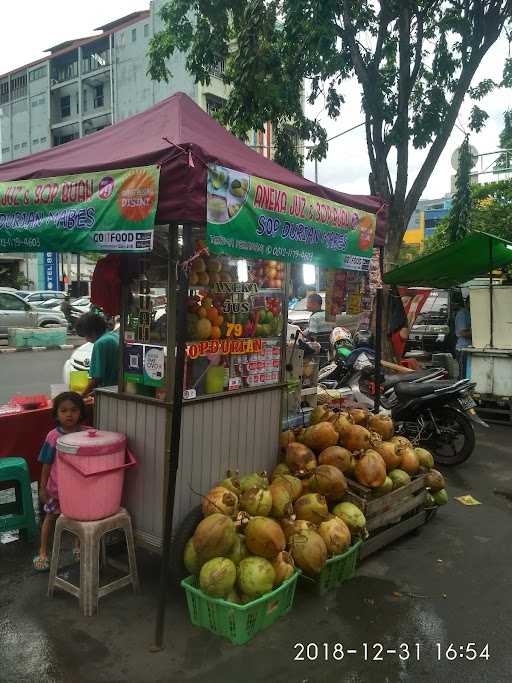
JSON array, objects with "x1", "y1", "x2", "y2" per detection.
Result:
[{"x1": 57, "y1": 429, "x2": 126, "y2": 456}]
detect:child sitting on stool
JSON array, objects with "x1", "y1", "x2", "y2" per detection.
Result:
[{"x1": 33, "y1": 392, "x2": 90, "y2": 572}]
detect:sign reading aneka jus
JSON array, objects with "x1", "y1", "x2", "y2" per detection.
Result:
[
  {"x1": 0, "y1": 165, "x2": 160, "y2": 253},
  {"x1": 206, "y1": 165, "x2": 376, "y2": 271}
]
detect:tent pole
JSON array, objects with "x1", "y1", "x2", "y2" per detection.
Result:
[
  {"x1": 152, "y1": 225, "x2": 192, "y2": 651},
  {"x1": 489, "y1": 238, "x2": 494, "y2": 348},
  {"x1": 373, "y1": 247, "x2": 384, "y2": 413}
]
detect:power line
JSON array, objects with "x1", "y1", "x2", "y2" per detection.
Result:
[{"x1": 247, "y1": 120, "x2": 365, "y2": 151}]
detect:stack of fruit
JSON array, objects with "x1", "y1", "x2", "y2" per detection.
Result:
[
  {"x1": 183, "y1": 463, "x2": 364, "y2": 603},
  {"x1": 249, "y1": 260, "x2": 286, "y2": 289},
  {"x1": 280, "y1": 405, "x2": 448, "y2": 505},
  {"x1": 188, "y1": 252, "x2": 235, "y2": 288},
  {"x1": 187, "y1": 295, "x2": 224, "y2": 340}
]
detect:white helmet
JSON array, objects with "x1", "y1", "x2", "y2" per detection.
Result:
[{"x1": 330, "y1": 327, "x2": 352, "y2": 345}]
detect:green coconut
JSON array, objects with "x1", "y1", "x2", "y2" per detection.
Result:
[
  {"x1": 332, "y1": 502, "x2": 367, "y2": 537},
  {"x1": 239, "y1": 471, "x2": 269, "y2": 492},
  {"x1": 237, "y1": 557, "x2": 275, "y2": 598},
  {"x1": 199, "y1": 558, "x2": 237, "y2": 598},
  {"x1": 388, "y1": 469, "x2": 411, "y2": 490},
  {"x1": 184, "y1": 538, "x2": 200, "y2": 575},
  {"x1": 432, "y1": 488, "x2": 449, "y2": 506}
]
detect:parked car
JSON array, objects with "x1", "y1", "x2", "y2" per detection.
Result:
[
  {"x1": 24, "y1": 290, "x2": 68, "y2": 305},
  {"x1": 288, "y1": 293, "x2": 360, "y2": 332},
  {"x1": 0, "y1": 291, "x2": 67, "y2": 337},
  {"x1": 406, "y1": 290, "x2": 453, "y2": 354}
]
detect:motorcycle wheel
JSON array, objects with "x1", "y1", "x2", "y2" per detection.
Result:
[{"x1": 427, "y1": 406, "x2": 475, "y2": 466}]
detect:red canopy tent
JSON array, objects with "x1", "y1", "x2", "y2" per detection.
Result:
[{"x1": 0, "y1": 92, "x2": 387, "y2": 243}]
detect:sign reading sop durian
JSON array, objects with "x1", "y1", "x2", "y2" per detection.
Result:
[
  {"x1": 206, "y1": 164, "x2": 376, "y2": 271},
  {"x1": 0, "y1": 165, "x2": 159, "y2": 253}
]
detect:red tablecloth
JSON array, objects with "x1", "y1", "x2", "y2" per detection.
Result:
[{"x1": 0, "y1": 402, "x2": 93, "y2": 482}]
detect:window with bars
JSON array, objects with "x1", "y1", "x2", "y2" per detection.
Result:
[
  {"x1": 60, "y1": 95, "x2": 71, "y2": 118},
  {"x1": 94, "y1": 84, "x2": 104, "y2": 109},
  {"x1": 11, "y1": 73, "x2": 27, "y2": 100},
  {"x1": 29, "y1": 66, "x2": 46, "y2": 81},
  {"x1": 0, "y1": 81, "x2": 8, "y2": 104},
  {"x1": 205, "y1": 95, "x2": 226, "y2": 117},
  {"x1": 210, "y1": 59, "x2": 226, "y2": 77},
  {"x1": 144, "y1": 23, "x2": 150, "y2": 38}
]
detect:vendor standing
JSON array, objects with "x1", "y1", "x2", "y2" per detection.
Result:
[
  {"x1": 455, "y1": 296, "x2": 472, "y2": 377},
  {"x1": 305, "y1": 293, "x2": 333, "y2": 335},
  {"x1": 76, "y1": 312, "x2": 119, "y2": 396}
]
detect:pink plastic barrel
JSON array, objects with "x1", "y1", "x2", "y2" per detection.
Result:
[{"x1": 56, "y1": 429, "x2": 136, "y2": 521}]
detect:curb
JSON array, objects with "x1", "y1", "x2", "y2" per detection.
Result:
[{"x1": 0, "y1": 343, "x2": 82, "y2": 354}]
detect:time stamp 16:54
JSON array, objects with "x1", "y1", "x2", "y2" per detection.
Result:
[{"x1": 293, "y1": 642, "x2": 490, "y2": 662}]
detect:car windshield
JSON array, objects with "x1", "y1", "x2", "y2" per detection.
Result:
[{"x1": 413, "y1": 291, "x2": 449, "y2": 325}]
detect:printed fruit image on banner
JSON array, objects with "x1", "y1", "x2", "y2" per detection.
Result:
[
  {"x1": 118, "y1": 169, "x2": 158, "y2": 222},
  {"x1": 206, "y1": 164, "x2": 376, "y2": 271},
  {"x1": 0, "y1": 165, "x2": 159, "y2": 253}
]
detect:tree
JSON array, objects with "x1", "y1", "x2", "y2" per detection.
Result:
[
  {"x1": 148, "y1": 0, "x2": 512, "y2": 269},
  {"x1": 424, "y1": 177, "x2": 512, "y2": 252},
  {"x1": 495, "y1": 108, "x2": 512, "y2": 172},
  {"x1": 447, "y1": 135, "x2": 473, "y2": 242}
]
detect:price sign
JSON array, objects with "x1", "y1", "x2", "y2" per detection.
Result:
[{"x1": 226, "y1": 323, "x2": 243, "y2": 337}]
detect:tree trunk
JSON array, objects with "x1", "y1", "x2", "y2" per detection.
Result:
[{"x1": 380, "y1": 205, "x2": 407, "y2": 362}]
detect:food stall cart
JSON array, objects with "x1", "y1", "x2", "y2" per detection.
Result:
[
  {"x1": 384, "y1": 231, "x2": 512, "y2": 422},
  {"x1": 0, "y1": 91, "x2": 388, "y2": 642}
]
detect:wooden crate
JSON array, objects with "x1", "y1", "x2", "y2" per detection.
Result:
[
  {"x1": 359, "y1": 509, "x2": 428, "y2": 560},
  {"x1": 343, "y1": 474, "x2": 428, "y2": 533}
]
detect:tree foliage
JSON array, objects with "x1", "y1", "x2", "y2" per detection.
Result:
[
  {"x1": 447, "y1": 135, "x2": 473, "y2": 242},
  {"x1": 148, "y1": 0, "x2": 512, "y2": 262},
  {"x1": 495, "y1": 108, "x2": 512, "y2": 171},
  {"x1": 424, "y1": 177, "x2": 512, "y2": 252}
]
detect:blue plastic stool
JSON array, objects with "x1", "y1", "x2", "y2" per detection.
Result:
[{"x1": 0, "y1": 457, "x2": 38, "y2": 541}]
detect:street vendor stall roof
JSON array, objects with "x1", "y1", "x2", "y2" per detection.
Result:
[
  {"x1": 384, "y1": 232, "x2": 512, "y2": 288},
  {"x1": 0, "y1": 92, "x2": 386, "y2": 245}
]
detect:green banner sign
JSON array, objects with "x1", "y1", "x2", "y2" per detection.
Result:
[
  {"x1": 0, "y1": 165, "x2": 160, "y2": 253},
  {"x1": 206, "y1": 165, "x2": 376, "y2": 271}
]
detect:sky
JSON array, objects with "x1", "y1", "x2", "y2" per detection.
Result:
[{"x1": 0, "y1": 1, "x2": 511, "y2": 201}]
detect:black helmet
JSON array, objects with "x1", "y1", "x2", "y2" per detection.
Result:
[{"x1": 353, "y1": 329, "x2": 373, "y2": 348}]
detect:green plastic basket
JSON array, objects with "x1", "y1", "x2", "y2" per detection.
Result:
[
  {"x1": 181, "y1": 570, "x2": 300, "y2": 645},
  {"x1": 300, "y1": 540, "x2": 362, "y2": 596}
]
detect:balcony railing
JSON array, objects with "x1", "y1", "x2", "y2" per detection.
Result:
[{"x1": 51, "y1": 63, "x2": 78, "y2": 85}]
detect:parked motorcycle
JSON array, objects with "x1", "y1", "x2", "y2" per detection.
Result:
[{"x1": 319, "y1": 342, "x2": 487, "y2": 466}]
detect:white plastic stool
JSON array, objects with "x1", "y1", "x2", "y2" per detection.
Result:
[{"x1": 47, "y1": 507, "x2": 140, "y2": 616}]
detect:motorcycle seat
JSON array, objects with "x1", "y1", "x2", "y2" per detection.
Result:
[
  {"x1": 383, "y1": 370, "x2": 437, "y2": 389},
  {"x1": 394, "y1": 380, "x2": 455, "y2": 398}
]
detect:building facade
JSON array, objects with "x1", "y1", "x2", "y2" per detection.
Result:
[
  {"x1": 403, "y1": 196, "x2": 452, "y2": 249},
  {"x1": 0, "y1": 1, "x2": 240, "y2": 288},
  {"x1": 0, "y1": 3, "x2": 234, "y2": 163}
]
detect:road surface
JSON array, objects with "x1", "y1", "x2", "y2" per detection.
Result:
[{"x1": 0, "y1": 349, "x2": 72, "y2": 403}]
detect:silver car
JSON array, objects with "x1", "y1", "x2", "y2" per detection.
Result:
[{"x1": 0, "y1": 291, "x2": 67, "y2": 337}]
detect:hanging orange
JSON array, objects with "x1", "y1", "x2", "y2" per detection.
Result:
[
  {"x1": 207, "y1": 307, "x2": 219, "y2": 323},
  {"x1": 211, "y1": 326, "x2": 221, "y2": 339},
  {"x1": 197, "y1": 307, "x2": 207, "y2": 318}
]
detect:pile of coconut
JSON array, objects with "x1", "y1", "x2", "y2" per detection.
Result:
[
  {"x1": 281, "y1": 404, "x2": 448, "y2": 504},
  {"x1": 183, "y1": 467, "x2": 365, "y2": 604}
]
